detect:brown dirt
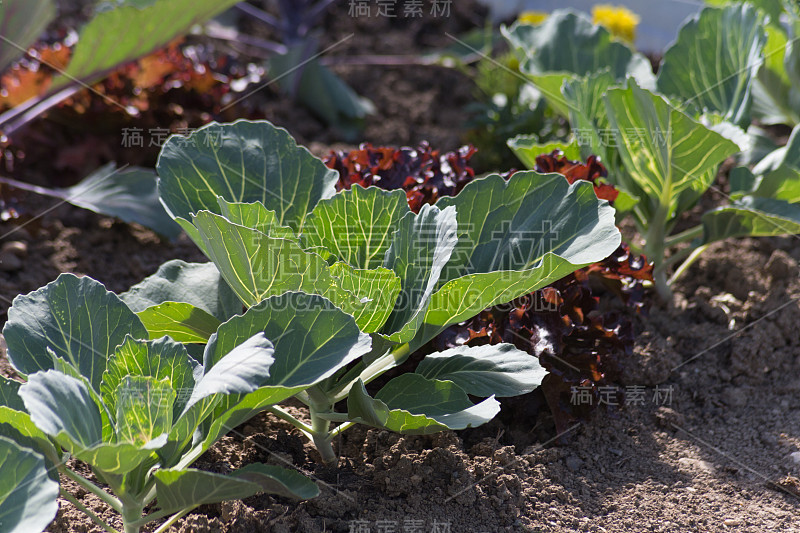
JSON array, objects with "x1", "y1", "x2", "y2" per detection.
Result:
[
  {"x1": 3, "y1": 2, "x2": 800, "y2": 533},
  {"x1": 34, "y1": 236, "x2": 800, "y2": 532}
]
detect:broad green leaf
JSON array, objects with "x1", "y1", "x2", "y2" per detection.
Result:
[
  {"x1": 702, "y1": 196, "x2": 800, "y2": 242},
  {"x1": 657, "y1": 5, "x2": 767, "y2": 127},
  {"x1": 415, "y1": 344, "x2": 547, "y2": 397},
  {"x1": 269, "y1": 47, "x2": 374, "y2": 135},
  {"x1": 120, "y1": 260, "x2": 241, "y2": 321},
  {"x1": 702, "y1": 135, "x2": 800, "y2": 243},
  {"x1": 157, "y1": 120, "x2": 338, "y2": 231},
  {"x1": 376, "y1": 374, "x2": 497, "y2": 420},
  {"x1": 136, "y1": 302, "x2": 221, "y2": 343},
  {"x1": 23, "y1": 164, "x2": 181, "y2": 239},
  {"x1": 502, "y1": 11, "x2": 655, "y2": 114},
  {"x1": 329, "y1": 263, "x2": 401, "y2": 333},
  {"x1": 114, "y1": 376, "x2": 174, "y2": 446},
  {"x1": 380, "y1": 204, "x2": 459, "y2": 343},
  {"x1": 729, "y1": 166, "x2": 758, "y2": 198},
  {"x1": 0, "y1": 0, "x2": 56, "y2": 74},
  {"x1": 751, "y1": 165, "x2": 800, "y2": 202},
  {"x1": 205, "y1": 293, "x2": 371, "y2": 388},
  {"x1": 197, "y1": 385, "x2": 307, "y2": 456},
  {"x1": 0, "y1": 376, "x2": 24, "y2": 412},
  {"x1": 562, "y1": 70, "x2": 617, "y2": 164},
  {"x1": 188, "y1": 210, "x2": 338, "y2": 308},
  {"x1": 19, "y1": 370, "x2": 103, "y2": 453},
  {"x1": 524, "y1": 73, "x2": 577, "y2": 118},
  {"x1": 4, "y1": 274, "x2": 148, "y2": 389},
  {"x1": 74, "y1": 439, "x2": 164, "y2": 475},
  {"x1": 506, "y1": 135, "x2": 580, "y2": 169},
  {"x1": 49, "y1": 0, "x2": 241, "y2": 91},
  {"x1": 154, "y1": 463, "x2": 317, "y2": 514},
  {"x1": 153, "y1": 469, "x2": 260, "y2": 513},
  {"x1": 302, "y1": 185, "x2": 409, "y2": 269},
  {"x1": 753, "y1": 125, "x2": 800, "y2": 175},
  {"x1": 232, "y1": 463, "x2": 319, "y2": 499},
  {"x1": 604, "y1": 82, "x2": 740, "y2": 220},
  {"x1": 184, "y1": 333, "x2": 274, "y2": 411},
  {"x1": 347, "y1": 379, "x2": 448, "y2": 434},
  {"x1": 168, "y1": 333, "x2": 275, "y2": 450},
  {"x1": 0, "y1": 407, "x2": 60, "y2": 470},
  {"x1": 189, "y1": 210, "x2": 384, "y2": 329},
  {"x1": 101, "y1": 336, "x2": 196, "y2": 421},
  {"x1": 216, "y1": 197, "x2": 295, "y2": 239},
  {"x1": 0, "y1": 436, "x2": 59, "y2": 533},
  {"x1": 752, "y1": 22, "x2": 800, "y2": 126},
  {"x1": 416, "y1": 172, "x2": 620, "y2": 346},
  {"x1": 51, "y1": 357, "x2": 116, "y2": 443},
  {"x1": 347, "y1": 376, "x2": 500, "y2": 433}
]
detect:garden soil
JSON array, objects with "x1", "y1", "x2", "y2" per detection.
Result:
[{"x1": 1, "y1": 1, "x2": 799, "y2": 531}]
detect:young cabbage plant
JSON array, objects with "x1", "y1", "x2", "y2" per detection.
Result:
[
  {"x1": 748, "y1": 0, "x2": 800, "y2": 127},
  {"x1": 149, "y1": 119, "x2": 622, "y2": 464},
  {"x1": 0, "y1": 274, "x2": 319, "y2": 533},
  {"x1": 507, "y1": 4, "x2": 800, "y2": 299}
]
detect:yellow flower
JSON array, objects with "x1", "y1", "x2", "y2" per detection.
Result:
[
  {"x1": 592, "y1": 4, "x2": 640, "y2": 43},
  {"x1": 518, "y1": 10, "x2": 548, "y2": 25}
]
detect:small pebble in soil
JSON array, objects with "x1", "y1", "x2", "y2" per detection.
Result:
[
  {"x1": 723, "y1": 518, "x2": 742, "y2": 526},
  {"x1": 786, "y1": 451, "x2": 800, "y2": 465},
  {"x1": 1, "y1": 240, "x2": 27, "y2": 257},
  {"x1": 565, "y1": 456, "x2": 584, "y2": 472},
  {"x1": 0, "y1": 240, "x2": 28, "y2": 272}
]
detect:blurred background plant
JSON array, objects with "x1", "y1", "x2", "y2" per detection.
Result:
[
  {"x1": 591, "y1": 4, "x2": 639, "y2": 43},
  {"x1": 208, "y1": 0, "x2": 375, "y2": 140}
]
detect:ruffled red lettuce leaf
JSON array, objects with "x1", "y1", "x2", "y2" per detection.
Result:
[
  {"x1": 325, "y1": 142, "x2": 476, "y2": 212},
  {"x1": 533, "y1": 150, "x2": 619, "y2": 203}
]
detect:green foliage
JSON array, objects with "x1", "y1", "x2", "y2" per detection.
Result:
[
  {"x1": 0, "y1": 0, "x2": 243, "y2": 237},
  {"x1": 464, "y1": 51, "x2": 556, "y2": 171},
  {"x1": 657, "y1": 4, "x2": 766, "y2": 127},
  {"x1": 502, "y1": 10, "x2": 655, "y2": 117},
  {"x1": 49, "y1": 0, "x2": 241, "y2": 91},
  {"x1": 0, "y1": 436, "x2": 59, "y2": 533},
  {"x1": 0, "y1": 275, "x2": 318, "y2": 533},
  {"x1": 503, "y1": 3, "x2": 800, "y2": 298},
  {"x1": 0, "y1": 0, "x2": 56, "y2": 73},
  {"x1": 154, "y1": 119, "x2": 621, "y2": 464}
]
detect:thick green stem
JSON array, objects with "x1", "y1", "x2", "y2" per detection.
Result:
[
  {"x1": 60, "y1": 489, "x2": 120, "y2": 533},
  {"x1": 644, "y1": 196, "x2": 673, "y2": 301},
  {"x1": 651, "y1": 268, "x2": 671, "y2": 301},
  {"x1": 122, "y1": 505, "x2": 145, "y2": 533},
  {"x1": 62, "y1": 467, "x2": 124, "y2": 514},
  {"x1": 309, "y1": 405, "x2": 336, "y2": 465}
]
